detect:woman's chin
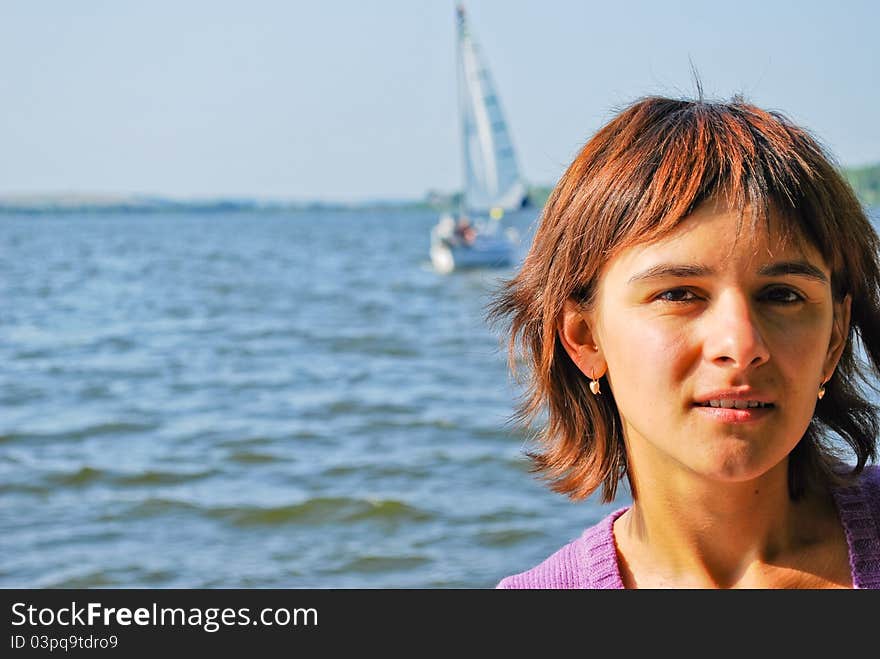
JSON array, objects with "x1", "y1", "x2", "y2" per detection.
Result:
[{"x1": 684, "y1": 447, "x2": 784, "y2": 484}]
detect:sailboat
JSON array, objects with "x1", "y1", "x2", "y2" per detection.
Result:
[{"x1": 430, "y1": 4, "x2": 528, "y2": 274}]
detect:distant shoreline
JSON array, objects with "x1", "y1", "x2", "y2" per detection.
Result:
[
  {"x1": 0, "y1": 197, "x2": 441, "y2": 215},
  {"x1": 2, "y1": 163, "x2": 878, "y2": 214}
]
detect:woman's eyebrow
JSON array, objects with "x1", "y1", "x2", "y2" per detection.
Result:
[
  {"x1": 628, "y1": 264, "x2": 711, "y2": 284},
  {"x1": 628, "y1": 260, "x2": 829, "y2": 284},
  {"x1": 757, "y1": 260, "x2": 828, "y2": 282}
]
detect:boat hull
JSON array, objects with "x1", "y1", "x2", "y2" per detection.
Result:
[{"x1": 430, "y1": 234, "x2": 514, "y2": 273}]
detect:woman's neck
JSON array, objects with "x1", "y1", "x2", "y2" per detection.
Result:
[{"x1": 613, "y1": 460, "x2": 847, "y2": 588}]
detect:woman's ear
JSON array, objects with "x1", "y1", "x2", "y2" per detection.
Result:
[
  {"x1": 558, "y1": 298, "x2": 605, "y2": 378},
  {"x1": 823, "y1": 294, "x2": 851, "y2": 379}
]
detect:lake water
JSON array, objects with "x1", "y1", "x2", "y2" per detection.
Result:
[{"x1": 2, "y1": 206, "x2": 878, "y2": 587}]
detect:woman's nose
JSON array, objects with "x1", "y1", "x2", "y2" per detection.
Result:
[{"x1": 701, "y1": 289, "x2": 770, "y2": 370}]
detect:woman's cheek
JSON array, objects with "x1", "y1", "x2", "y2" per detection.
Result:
[
  {"x1": 766, "y1": 320, "x2": 827, "y2": 377},
  {"x1": 609, "y1": 322, "x2": 687, "y2": 390}
]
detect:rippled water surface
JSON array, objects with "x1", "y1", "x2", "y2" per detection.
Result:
[
  {"x1": 3, "y1": 207, "x2": 878, "y2": 588},
  {"x1": 1, "y1": 208, "x2": 620, "y2": 588}
]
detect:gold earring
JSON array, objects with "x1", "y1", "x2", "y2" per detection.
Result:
[
  {"x1": 589, "y1": 371, "x2": 601, "y2": 395},
  {"x1": 818, "y1": 379, "x2": 826, "y2": 400}
]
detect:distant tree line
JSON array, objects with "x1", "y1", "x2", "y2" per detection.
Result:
[
  {"x1": 843, "y1": 163, "x2": 880, "y2": 208},
  {"x1": 427, "y1": 164, "x2": 880, "y2": 212},
  {"x1": 3, "y1": 163, "x2": 877, "y2": 215}
]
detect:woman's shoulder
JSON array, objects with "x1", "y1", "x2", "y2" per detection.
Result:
[
  {"x1": 832, "y1": 463, "x2": 880, "y2": 509},
  {"x1": 863, "y1": 463, "x2": 880, "y2": 487},
  {"x1": 495, "y1": 507, "x2": 628, "y2": 589},
  {"x1": 831, "y1": 463, "x2": 880, "y2": 589}
]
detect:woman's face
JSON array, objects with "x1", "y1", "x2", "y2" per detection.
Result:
[{"x1": 589, "y1": 199, "x2": 850, "y2": 483}]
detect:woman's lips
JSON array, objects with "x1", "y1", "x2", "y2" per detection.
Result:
[
  {"x1": 692, "y1": 403, "x2": 775, "y2": 423},
  {"x1": 696, "y1": 400, "x2": 772, "y2": 409}
]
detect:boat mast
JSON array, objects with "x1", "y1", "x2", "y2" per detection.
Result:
[{"x1": 455, "y1": 4, "x2": 468, "y2": 218}]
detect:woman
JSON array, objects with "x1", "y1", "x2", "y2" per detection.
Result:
[{"x1": 491, "y1": 95, "x2": 880, "y2": 588}]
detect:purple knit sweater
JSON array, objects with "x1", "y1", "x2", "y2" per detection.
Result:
[{"x1": 497, "y1": 465, "x2": 880, "y2": 589}]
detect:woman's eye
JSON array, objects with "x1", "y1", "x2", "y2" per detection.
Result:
[
  {"x1": 763, "y1": 287, "x2": 804, "y2": 304},
  {"x1": 655, "y1": 288, "x2": 698, "y2": 303}
]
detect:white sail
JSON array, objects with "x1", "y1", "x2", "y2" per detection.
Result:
[{"x1": 456, "y1": 5, "x2": 528, "y2": 213}]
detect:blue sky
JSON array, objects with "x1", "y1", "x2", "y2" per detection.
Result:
[{"x1": 1, "y1": 0, "x2": 877, "y2": 201}]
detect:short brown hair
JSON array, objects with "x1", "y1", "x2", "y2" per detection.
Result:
[{"x1": 489, "y1": 95, "x2": 880, "y2": 502}]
